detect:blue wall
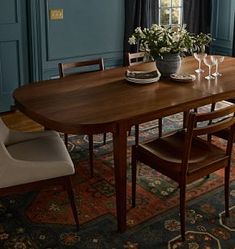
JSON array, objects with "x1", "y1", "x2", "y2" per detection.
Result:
[
  {"x1": 0, "y1": 0, "x2": 29, "y2": 112},
  {"x1": 30, "y1": 0, "x2": 125, "y2": 80},
  {"x1": 33, "y1": 0, "x2": 234, "y2": 79},
  {"x1": 211, "y1": 0, "x2": 235, "y2": 55}
]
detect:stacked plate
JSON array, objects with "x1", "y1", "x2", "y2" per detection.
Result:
[
  {"x1": 125, "y1": 70, "x2": 161, "y2": 84},
  {"x1": 170, "y1": 73, "x2": 196, "y2": 82}
]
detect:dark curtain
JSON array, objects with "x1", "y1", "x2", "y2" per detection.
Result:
[
  {"x1": 183, "y1": 0, "x2": 212, "y2": 34},
  {"x1": 123, "y1": 0, "x2": 158, "y2": 65},
  {"x1": 233, "y1": 13, "x2": 235, "y2": 57}
]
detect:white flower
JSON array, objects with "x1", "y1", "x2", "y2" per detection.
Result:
[
  {"x1": 159, "y1": 47, "x2": 168, "y2": 53},
  {"x1": 128, "y1": 36, "x2": 136, "y2": 45},
  {"x1": 152, "y1": 24, "x2": 160, "y2": 31},
  {"x1": 159, "y1": 47, "x2": 171, "y2": 53},
  {"x1": 172, "y1": 33, "x2": 180, "y2": 43},
  {"x1": 128, "y1": 24, "x2": 211, "y2": 58},
  {"x1": 140, "y1": 32, "x2": 146, "y2": 39},
  {"x1": 143, "y1": 41, "x2": 149, "y2": 49},
  {"x1": 134, "y1": 27, "x2": 142, "y2": 34},
  {"x1": 180, "y1": 47, "x2": 188, "y2": 52}
]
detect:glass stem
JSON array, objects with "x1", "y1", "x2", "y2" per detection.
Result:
[
  {"x1": 199, "y1": 60, "x2": 201, "y2": 70},
  {"x1": 208, "y1": 65, "x2": 211, "y2": 76},
  {"x1": 216, "y1": 63, "x2": 219, "y2": 74}
]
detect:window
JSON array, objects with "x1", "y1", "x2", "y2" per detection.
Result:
[{"x1": 158, "y1": 0, "x2": 183, "y2": 26}]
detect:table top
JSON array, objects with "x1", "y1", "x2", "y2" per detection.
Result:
[{"x1": 13, "y1": 56, "x2": 235, "y2": 135}]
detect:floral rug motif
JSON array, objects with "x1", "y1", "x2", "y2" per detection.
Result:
[
  {"x1": 0, "y1": 183, "x2": 234, "y2": 248},
  {"x1": 0, "y1": 102, "x2": 235, "y2": 248}
]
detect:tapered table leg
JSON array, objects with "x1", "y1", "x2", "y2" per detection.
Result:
[{"x1": 112, "y1": 123, "x2": 127, "y2": 232}]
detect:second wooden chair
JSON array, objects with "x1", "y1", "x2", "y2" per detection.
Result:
[
  {"x1": 132, "y1": 104, "x2": 235, "y2": 241},
  {"x1": 127, "y1": 52, "x2": 163, "y2": 145},
  {"x1": 58, "y1": 58, "x2": 106, "y2": 177}
]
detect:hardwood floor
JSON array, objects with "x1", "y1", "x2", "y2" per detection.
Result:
[{"x1": 0, "y1": 111, "x2": 43, "y2": 131}]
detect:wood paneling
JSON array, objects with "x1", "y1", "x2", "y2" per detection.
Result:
[
  {"x1": 0, "y1": 0, "x2": 17, "y2": 24},
  {"x1": 0, "y1": 0, "x2": 29, "y2": 113},
  {"x1": 211, "y1": 0, "x2": 235, "y2": 55}
]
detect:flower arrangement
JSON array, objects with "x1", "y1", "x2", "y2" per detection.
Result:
[
  {"x1": 128, "y1": 24, "x2": 212, "y2": 58},
  {"x1": 193, "y1": 33, "x2": 212, "y2": 53}
]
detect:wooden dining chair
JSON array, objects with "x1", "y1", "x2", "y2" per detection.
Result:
[
  {"x1": 58, "y1": 58, "x2": 106, "y2": 177},
  {"x1": 209, "y1": 100, "x2": 235, "y2": 142},
  {"x1": 0, "y1": 118, "x2": 79, "y2": 229},
  {"x1": 127, "y1": 52, "x2": 146, "y2": 66},
  {"x1": 58, "y1": 58, "x2": 105, "y2": 78},
  {"x1": 131, "y1": 104, "x2": 235, "y2": 241},
  {"x1": 127, "y1": 52, "x2": 163, "y2": 145}
]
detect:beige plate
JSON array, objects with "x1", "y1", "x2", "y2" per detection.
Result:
[{"x1": 170, "y1": 73, "x2": 196, "y2": 82}]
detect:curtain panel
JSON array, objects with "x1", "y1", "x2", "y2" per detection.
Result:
[
  {"x1": 233, "y1": 13, "x2": 235, "y2": 57},
  {"x1": 123, "y1": 0, "x2": 158, "y2": 65},
  {"x1": 183, "y1": 0, "x2": 212, "y2": 34}
]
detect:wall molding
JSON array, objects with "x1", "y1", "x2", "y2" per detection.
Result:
[
  {"x1": 45, "y1": 50, "x2": 123, "y2": 63},
  {"x1": 28, "y1": 0, "x2": 124, "y2": 80},
  {"x1": 27, "y1": 0, "x2": 43, "y2": 81},
  {"x1": 211, "y1": 0, "x2": 234, "y2": 55}
]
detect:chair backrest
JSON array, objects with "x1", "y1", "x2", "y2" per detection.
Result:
[
  {"x1": 58, "y1": 58, "x2": 104, "y2": 78},
  {"x1": 0, "y1": 118, "x2": 9, "y2": 144},
  {"x1": 182, "y1": 104, "x2": 235, "y2": 171},
  {"x1": 127, "y1": 52, "x2": 146, "y2": 66}
]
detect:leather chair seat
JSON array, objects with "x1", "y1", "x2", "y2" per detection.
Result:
[{"x1": 136, "y1": 131, "x2": 226, "y2": 178}]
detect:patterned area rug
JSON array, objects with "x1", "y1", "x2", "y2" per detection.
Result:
[{"x1": 0, "y1": 102, "x2": 235, "y2": 248}]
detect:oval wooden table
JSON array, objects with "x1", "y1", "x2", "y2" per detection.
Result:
[{"x1": 13, "y1": 56, "x2": 235, "y2": 232}]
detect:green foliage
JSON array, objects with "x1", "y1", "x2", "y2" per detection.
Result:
[
  {"x1": 128, "y1": 24, "x2": 212, "y2": 58},
  {"x1": 193, "y1": 33, "x2": 213, "y2": 53}
]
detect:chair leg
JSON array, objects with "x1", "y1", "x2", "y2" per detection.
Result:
[
  {"x1": 225, "y1": 166, "x2": 230, "y2": 217},
  {"x1": 183, "y1": 111, "x2": 189, "y2": 129},
  {"x1": 103, "y1": 133, "x2": 107, "y2": 145},
  {"x1": 207, "y1": 103, "x2": 216, "y2": 143},
  {"x1": 131, "y1": 147, "x2": 137, "y2": 208},
  {"x1": 180, "y1": 184, "x2": 186, "y2": 241},
  {"x1": 134, "y1": 124, "x2": 139, "y2": 146},
  {"x1": 64, "y1": 133, "x2": 68, "y2": 148},
  {"x1": 88, "y1": 135, "x2": 94, "y2": 177},
  {"x1": 65, "y1": 176, "x2": 80, "y2": 230},
  {"x1": 158, "y1": 118, "x2": 162, "y2": 137},
  {"x1": 10, "y1": 105, "x2": 17, "y2": 112}
]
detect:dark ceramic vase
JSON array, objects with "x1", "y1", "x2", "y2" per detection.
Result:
[{"x1": 155, "y1": 53, "x2": 181, "y2": 77}]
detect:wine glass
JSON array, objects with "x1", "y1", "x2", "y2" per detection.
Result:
[
  {"x1": 203, "y1": 56, "x2": 216, "y2": 80},
  {"x1": 193, "y1": 52, "x2": 207, "y2": 73},
  {"x1": 211, "y1": 55, "x2": 225, "y2": 77}
]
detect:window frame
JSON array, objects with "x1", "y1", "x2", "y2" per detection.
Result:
[{"x1": 158, "y1": 0, "x2": 183, "y2": 26}]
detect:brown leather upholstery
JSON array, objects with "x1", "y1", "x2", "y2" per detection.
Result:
[{"x1": 132, "y1": 104, "x2": 235, "y2": 241}]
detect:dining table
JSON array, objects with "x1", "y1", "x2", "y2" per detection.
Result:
[{"x1": 13, "y1": 56, "x2": 235, "y2": 232}]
